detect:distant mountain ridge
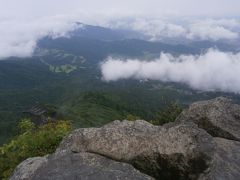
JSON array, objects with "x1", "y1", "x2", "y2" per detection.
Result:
[
  {"x1": 71, "y1": 22, "x2": 142, "y2": 41},
  {"x1": 1, "y1": 22, "x2": 240, "y2": 146}
]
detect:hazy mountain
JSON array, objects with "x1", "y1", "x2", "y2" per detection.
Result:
[{"x1": 0, "y1": 23, "x2": 239, "y2": 145}]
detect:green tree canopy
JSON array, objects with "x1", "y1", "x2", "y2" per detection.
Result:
[{"x1": 0, "y1": 119, "x2": 71, "y2": 179}]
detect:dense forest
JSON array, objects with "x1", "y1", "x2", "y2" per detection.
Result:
[{"x1": 1, "y1": 33, "x2": 240, "y2": 145}]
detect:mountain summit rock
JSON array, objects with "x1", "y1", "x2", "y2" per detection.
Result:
[{"x1": 10, "y1": 97, "x2": 240, "y2": 180}]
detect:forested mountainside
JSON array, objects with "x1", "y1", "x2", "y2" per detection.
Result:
[{"x1": 1, "y1": 24, "x2": 240, "y2": 145}]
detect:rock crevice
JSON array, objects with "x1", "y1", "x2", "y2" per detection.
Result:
[{"x1": 177, "y1": 97, "x2": 240, "y2": 141}]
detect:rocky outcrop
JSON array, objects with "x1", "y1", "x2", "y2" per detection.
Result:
[
  {"x1": 10, "y1": 97, "x2": 240, "y2": 180},
  {"x1": 199, "y1": 138, "x2": 240, "y2": 180},
  {"x1": 10, "y1": 157, "x2": 48, "y2": 180},
  {"x1": 10, "y1": 152, "x2": 152, "y2": 180},
  {"x1": 56, "y1": 120, "x2": 214, "y2": 179},
  {"x1": 177, "y1": 97, "x2": 240, "y2": 141}
]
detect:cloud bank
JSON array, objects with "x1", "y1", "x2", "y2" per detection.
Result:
[
  {"x1": 187, "y1": 19, "x2": 239, "y2": 41},
  {"x1": 101, "y1": 49, "x2": 240, "y2": 93},
  {"x1": 0, "y1": 16, "x2": 81, "y2": 59},
  {"x1": 0, "y1": 16, "x2": 239, "y2": 59},
  {"x1": 107, "y1": 18, "x2": 240, "y2": 41},
  {"x1": 0, "y1": 0, "x2": 240, "y2": 59}
]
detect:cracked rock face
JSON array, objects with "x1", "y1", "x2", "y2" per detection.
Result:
[
  {"x1": 10, "y1": 97, "x2": 240, "y2": 180},
  {"x1": 57, "y1": 120, "x2": 214, "y2": 179},
  {"x1": 177, "y1": 97, "x2": 240, "y2": 141}
]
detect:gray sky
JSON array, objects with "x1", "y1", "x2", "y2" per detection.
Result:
[
  {"x1": 0, "y1": 0, "x2": 240, "y2": 59},
  {"x1": 1, "y1": 0, "x2": 240, "y2": 18}
]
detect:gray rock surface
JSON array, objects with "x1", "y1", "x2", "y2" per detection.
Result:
[
  {"x1": 10, "y1": 97, "x2": 240, "y2": 180},
  {"x1": 57, "y1": 120, "x2": 215, "y2": 179},
  {"x1": 199, "y1": 138, "x2": 240, "y2": 180},
  {"x1": 10, "y1": 152, "x2": 152, "y2": 180},
  {"x1": 177, "y1": 97, "x2": 240, "y2": 141},
  {"x1": 10, "y1": 157, "x2": 48, "y2": 180}
]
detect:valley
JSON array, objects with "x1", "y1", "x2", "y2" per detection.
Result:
[{"x1": 1, "y1": 26, "x2": 239, "y2": 144}]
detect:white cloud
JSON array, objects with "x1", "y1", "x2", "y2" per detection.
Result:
[
  {"x1": 106, "y1": 18, "x2": 188, "y2": 40},
  {"x1": 101, "y1": 49, "x2": 240, "y2": 93},
  {"x1": 0, "y1": 16, "x2": 82, "y2": 59},
  {"x1": 107, "y1": 18, "x2": 240, "y2": 41},
  {"x1": 130, "y1": 19, "x2": 187, "y2": 40},
  {"x1": 187, "y1": 20, "x2": 239, "y2": 41},
  {"x1": 0, "y1": 0, "x2": 240, "y2": 59},
  {"x1": 0, "y1": 16, "x2": 239, "y2": 59},
  {"x1": 201, "y1": 19, "x2": 240, "y2": 28}
]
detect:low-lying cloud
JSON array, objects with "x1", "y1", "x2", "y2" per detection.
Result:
[
  {"x1": 187, "y1": 19, "x2": 239, "y2": 41},
  {"x1": 108, "y1": 18, "x2": 240, "y2": 41},
  {"x1": 0, "y1": 13, "x2": 240, "y2": 59},
  {"x1": 0, "y1": 16, "x2": 81, "y2": 59},
  {"x1": 0, "y1": 15, "x2": 239, "y2": 59},
  {"x1": 0, "y1": 0, "x2": 240, "y2": 59},
  {"x1": 101, "y1": 49, "x2": 240, "y2": 93}
]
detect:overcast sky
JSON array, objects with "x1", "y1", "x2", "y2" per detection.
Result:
[
  {"x1": 0, "y1": 0, "x2": 239, "y2": 59},
  {"x1": 1, "y1": 0, "x2": 240, "y2": 18}
]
